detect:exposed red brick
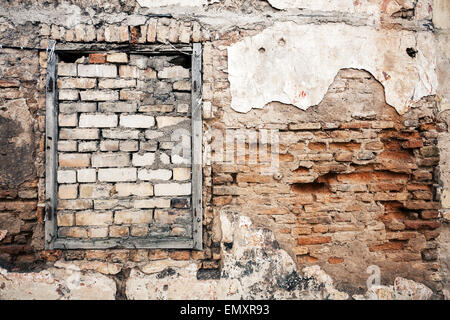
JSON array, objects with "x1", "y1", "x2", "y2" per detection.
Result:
[
  {"x1": 213, "y1": 196, "x2": 232, "y2": 206},
  {"x1": 329, "y1": 142, "x2": 361, "y2": 151},
  {"x1": 89, "y1": 53, "x2": 106, "y2": 64},
  {"x1": 279, "y1": 153, "x2": 294, "y2": 162},
  {"x1": 401, "y1": 140, "x2": 423, "y2": 149},
  {"x1": 0, "y1": 201, "x2": 37, "y2": 212},
  {"x1": 236, "y1": 174, "x2": 272, "y2": 183},
  {"x1": 308, "y1": 142, "x2": 327, "y2": 151},
  {"x1": 340, "y1": 122, "x2": 370, "y2": 129},
  {"x1": 0, "y1": 79, "x2": 20, "y2": 87},
  {"x1": 404, "y1": 220, "x2": 440, "y2": 230},
  {"x1": 369, "y1": 242, "x2": 404, "y2": 252},
  {"x1": 297, "y1": 236, "x2": 331, "y2": 245},
  {"x1": 328, "y1": 257, "x2": 344, "y2": 264},
  {"x1": 337, "y1": 172, "x2": 371, "y2": 183},
  {"x1": 169, "y1": 250, "x2": 191, "y2": 260},
  {"x1": 39, "y1": 250, "x2": 63, "y2": 262}
]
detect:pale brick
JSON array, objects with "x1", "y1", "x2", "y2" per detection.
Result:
[
  {"x1": 177, "y1": 103, "x2": 189, "y2": 113},
  {"x1": 57, "y1": 77, "x2": 96, "y2": 89},
  {"x1": 109, "y1": 225, "x2": 129, "y2": 237},
  {"x1": 120, "y1": 115, "x2": 155, "y2": 128},
  {"x1": 144, "y1": 130, "x2": 164, "y2": 140},
  {"x1": 100, "y1": 140, "x2": 119, "y2": 151},
  {"x1": 134, "y1": 198, "x2": 171, "y2": 209},
  {"x1": 92, "y1": 153, "x2": 130, "y2": 167},
  {"x1": 59, "y1": 153, "x2": 90, "y2": 168},
  {"x1": 132, "y1": 153, "x2": 155, "y2": 166},
  {"x1": 76, "y1": 211, "x2": 113, "y2": 226},
  {"x1": 137, "y1": 68, "x2": 156, "y2": 81},
  {"x1": 78, "y1": 64, "x2": 117, "y2": 78},
  {"x1": 138, "y1": 168, "x2": 171, "y2": 180},
  {"x1": 58, "y1": 199, "x2": 92, "y2": 210},
  {"x1": 119, "y1": 89, "x2": 145, "y2": 101},
  {"x1": 77, "y1": 169, "x2": 97, "y2": 183},
  {"x1": 88, "y1": 227, "x2": 109, "y2": 238},
  {"x1": 131, "y1": 225, "x2": 148, "y2": 237},
  {"x1": 59, "y1": 227, "x2": 88, "y2": 238},
  {"x1": 172, "y1": 154, "x2": 190, "y2": 165},
  {"x1": 58, "y1": 184, "x2": 78, "y2": 199},
  {"x1": 119, "y1": 140, "x2": 138, "y2": 152},
  {"x1": 59, "y1": 128, "x2": 99, "y2": 140},
  {"x1": 58, "y1": 113, "x2": 78, "y2": 127},
  {"x1": 119, "y1": 25, "x2": 129, "y2": 42},
  {"x1": 140, "y1": 141, "x2": 157, "y2": 152},
  {"x1": 59, "y1": 89, "x2": 79, "y2": 100},
  {"x1": 179, "y1": 23, "x2": 191, "y2": 44},
  {"x1": 94, "y1": 199, "x2": 120, "y2": 210},
  {"x1": 58, "y1": 62, "x2": 77, "y2": 76},
  {"x1": 160, "y1": 153, "x2": 170, "y2": 164},
  {"x1": 105, "y1": 25, "x2": 120, "y2": 42},
  {"x1": 106, "y1": 52, "x2": 128, "y2": 63},
  {"x1": 58, "y1": 140, "x2": 77, "y2": 152},
  {"x1": 147, "y1": 19, "x2": 157, "y2": 42},
  {"x1": 57, "y1": 170, "x2": 76, "y2": 184},
  {"x1": 160, "y1": 142, "x2": 175, "y2": 150},
  {"x1": 80, "y1": 90, "x2": 119, "y2": 101},
  {"x1": 173, "y1": 80, "x2": 190, "y2": 91},
  {"x1": 79, "y1": 114, "x2": 118, "y2": 127},
  {"x1": 98, "y1": 78, "x2": 136, "y2": 89},
  {"x1": 119, "y1": 65, "x2": 138, "y2": 78},
  {"x1": 59, "y1": 102, "x2": 96, "y2": 114},
  {"x1": 154, "y1": 183, "x2": 191, "y2": 196},
  {"x1": 138, "y1": 104, "x2": 174, "y2": 113},
  {"x1": 98, "y1": 168, "x2": 137, "y2": 182},
  {"x1": 173, "y1": 167, "x2": 191, "y2": 181},
  {"x1": 80, "y1": 184, "x2": 113, "y2": 199},
  {"x1": 154, "y1": 209, "x2": 190, "y2": 225},
  {"x1": 158, "y1": 66, "x2": 189, "y2": 79},
  {"x1": 102, "y1": 129, "x2": 140, "y2": 140},
  {"x1": 114, "y1": 210, "x2": 153, "y2": 224},
  {"x1": 78, "y1": 141, "x2": 98, "y2": 152},
  {"x1": 156, "y1": 116, "x2": 187, "y2": 128},
  {"x1": 57, "y1": 212, "x2": 74, "y2": 227},
  {"x1": 115, "y1": 183, "x2": 153, "y2": 197}
]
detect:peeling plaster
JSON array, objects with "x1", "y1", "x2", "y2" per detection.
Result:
[
  {"x1": 228, "y1": 22, "x2": 437, "y2": 114},
  {"x1": 0, "y1": 210, "x2": 436, "y2": 299}
]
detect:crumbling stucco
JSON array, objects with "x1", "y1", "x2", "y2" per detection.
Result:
[
  {"x1": 0, "y1": 267, "x2": 116, "y2": 300},
  {"x1": 0, "y1": 210, "x2": 436, "y2": 300},
  {"x1": 228, "y1": 22, "x2": 437, "y2": 114}
]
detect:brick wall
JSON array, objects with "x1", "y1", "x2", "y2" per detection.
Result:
[
  {"x1": 0, "y1": 0, "x2": 448, "y2": 298},
  {"x1": 55, "y1": 53, "x2": 192, "y2": 242}
]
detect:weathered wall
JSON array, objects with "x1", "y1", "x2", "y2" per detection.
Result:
[{"x1": 0, "y1": 0, "x2": 448, "y2": 299}]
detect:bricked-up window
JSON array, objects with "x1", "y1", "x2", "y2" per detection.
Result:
[{"x1": 44, "y1": 43, "x2": 202, "y2": 250}]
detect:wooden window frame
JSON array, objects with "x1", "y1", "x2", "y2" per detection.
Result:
[{"x1": 44, "y1": 41, "x2": 203, "y2": 250}]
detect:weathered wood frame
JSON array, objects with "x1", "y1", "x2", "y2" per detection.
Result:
[{"x1": 45, "y1": 43, "x2": 203, "y2": 250}]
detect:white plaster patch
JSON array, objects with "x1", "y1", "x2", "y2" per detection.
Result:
[
  {"x1": 136, "y1": 0, "x2": 205, "y2": 8},
  {"x1": 228, "y1": 22, "x2": 437, "y2": 115}
]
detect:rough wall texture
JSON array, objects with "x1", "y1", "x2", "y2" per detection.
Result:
[{"x1": 0, "y1": 0, "x2": 448, "y2": 299}]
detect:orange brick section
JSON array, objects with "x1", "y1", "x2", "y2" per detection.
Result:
[
  {"x1": 89, "y1": 53, "x2": 107, "y2": 64},
  {"x1": 297, "y1": 236, "x2": 332, "y2": 245}
]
